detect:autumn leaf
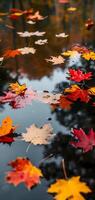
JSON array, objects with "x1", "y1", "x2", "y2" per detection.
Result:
[
  {"x1": 65, "y1": 85, "x2": 90, "y2": 103},
  {"x1": 35, "y1": 39, "x2": 48, "y2": 45},
  {"x1": 70, "y1": 128, "x2": 95, "y2": 152},
  {"x1": 59, "y1": 95, "x2": 72, "y2": 110},
  {"x1": 0, "y1": 92, "x2": 17, "y2": 103},
  {"x1": 56, "y1": 33, "x2": 68, "y2": 38},
  {"x1": 82, "y1": 51, "x2": 95, "y2": 60},
  {"x1": 18, "y1": 47, "x2": 36, "y2": 55},
  {"x1": 17, "y1": 31, "x2": 46, "y2": 37},
  {"x1": 67, "y1": 7, "x2": 77, "y2": 11},
  {"x1": 88, "y1": 87, "x2": 95, "y2": 95},
  {"x1": 6, "y1": 157, "x2": 43, "y2": 189},
  {"x1": 27, "y1": 11, "x2": 47, "y2": 21},
  {"x1": 10, "y1": 90, "x2": 36, "y2": 109},
  {"x1": 62, "y1": 50, "x2": 80, "y2": 58},
  {"x1": 0, "y1": 116, "x2": 16, "y2": 143},
  {"x1": 21, "y1": 123, "x2": 53, "y2": 145},
  {"x1": 46, "y1": 56, "x2": 65, "y2": 65},
  {"x1": 9, "y1": 82, "x2": 26, "y2": 95},
  {"x1": 48, "y1": 176, "x2": 91, "y2": 200},
  {"x1": 68, "y1": 69, "x2": 92, "y2": 82},
  {"x1": 3, "y1": 49, "x2": 21, "y2": 59}
]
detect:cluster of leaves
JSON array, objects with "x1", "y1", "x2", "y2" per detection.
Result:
[{"x1": 0, "y1": 3, "x2": 95, "y2": 200}]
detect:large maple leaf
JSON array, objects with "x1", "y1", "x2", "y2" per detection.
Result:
[
  {"x1": 21, "y1": 123, "x2": 53, "y2": 145},
  {"x1": 68, "y1": 69, "x2": 92, "y2": 82},
  {"x1": 6, "y1": 157, "x2": 43, "y2": 189},
  {"x1": 70, "y1": 128, "x2": 95, "y2": 152},
  {"x1": 48, "y1": 176, "x2": 91, "y2": 200},
  {"x1": 0, "y1": 116, "x2": 16, "y2": 143},
  {"x1": 65, "y1": 85, "x2": 90, "y2": 103},
  {"x1": 9, "y1": 82, "x2": 26, "y2": 95}
]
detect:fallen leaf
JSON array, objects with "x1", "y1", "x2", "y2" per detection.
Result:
[
  {"x1": 6, "y1": 157, "x2": 43, "y2": 189},
  {"x1": 46, "y1": 56, "x2": 65, "y2": 65},
  {"x1": 68, "y1": 69, "x2": 92, "y2": 82},
  {"x1": 17, "y1": 31, "x2": 45, "y2": 37},
  {"x1": 35, "y1": 39, "x2": 48, "y2": 45},
  {"x1": 27, "y1": 11, "x2": 47, "y2": 21},
  {"x1": 56, "y1": 33, "x2": 68, "y2": 38},
  {"x1": 65, "y1": 85, "x2": 90, "y2": 103},
  {"x1": 82, "y1": 51, "x2": 95, "y2": 60},
  {"x1": 59, "y1": 95, "x2": 72, "y2": 109},
  {"x1": 3, "y1": 49, "x2": 21, "y2": 59},
  {"x1": 48, "y1": 176, "x2": 91, "y2": 200},
  {"x1": 9, "y1": 82, "x2": 26, "y2": 95},
  {"x1": 22, "y1": 123, "x2": 53, "y2": 145},
  {"x1": 18, "y1": 47, "x2": 36, "y2": 55},
  {"x1": 0, "y1": 116, "x2": 16, "y2": 143},
  {"x1": 88, "y1": 87, "x2": 95, "y2": 95},
  {"x1": 70, "y1": 128, "x2": 95, "y2": 152}
]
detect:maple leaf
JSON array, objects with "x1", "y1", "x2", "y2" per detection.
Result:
[
  {"x1": 46, "y1": 56, "x2": 65, "y2": 65},
  {"x1": 82, "y1": 51, "x2": 95, "y2": 60},
  {"x1": 18, "y1": 47, "x2": 36, "y2": 55},
  {"x1": 88, "y1": 87, "x2": 95, "y2": 95},
  {"x1": 65, "y1": 85, "x2": 90, "y2": 103},
  {"x1": 3, "y1": 49, "x2": 21, "y2": 59},
  {"x1": 71, "y1": 44, "x2": 89, "y2": 54},
  {"x1": 62, "y1": 50, "x2": 80, "y2": 58},
  {"x1": 27, "y1": 11, "x2": 47, "y2": 21},
  {"x1": 9, "y1": 82, "x2": 26, "y2": 95},
  {"x1": 0, "y1": 92, "x2": 17, "y2": 103},
  {"x1": 56, "y1": 33, "x2": 68, "y2": 38},
  {"x1": 10, "y1": 90, "x2": 36, "y2": 109},
  {"x1": 0, "y1": 116, "x2": 16, "y2": 143},
  {"x1": 48, "y1": 176, "x2": 91, "y2": 200},
  {"x1": 17, "y1": 31, "x2": 45, "y2": 37},
  {"x1": 9, "y1": 12, "x2": 23, "y2": 20},
  {"x1": 59, "y1": 95, "x2": 72, "y2": 110},
  {"x1": 6, "y1": 157, "x2": 43, "y2": 189},
  {"x1": 35, "y1": 39, "x2": 48, "y2": 45},
  {"x1": 70, "y1": 128, "x2": 95, "y2": 152},
  {"x1": 68, "y1": 69, "x2": 92, "y2": 82},
  {"x1": 21, "y1": 123, "x2": 53, "y2": 145}
]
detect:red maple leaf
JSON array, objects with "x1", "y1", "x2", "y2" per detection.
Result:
[
  {"x1": 68, "y1": 69, "x2": 92, "y2": 82},
  {"x1": 65, "y1": 85, "x2": 90, "y2": 103},
  {"x1": 6, "y1": 157, "x2": 43, "y2": 189},
  {"x1": 3, "y1": 49, "x2": 21, "y2": 59},
  {"x1": 70, "y1": 128, "x2": 95, "y2": 152}
]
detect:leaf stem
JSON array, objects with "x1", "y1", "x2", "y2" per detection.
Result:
[{"x1": 62, "y1": 159, "x2": 68, "y2": 180}]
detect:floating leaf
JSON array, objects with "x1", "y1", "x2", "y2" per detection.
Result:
[
  {"x1": 9, "y1": 82, "x2": 26, "y2": 95},
  {"x1": 48, "y1": 176, "x2": 91, "y2": 200},
  {"x1": 70, "y1": 128, "x2": 95, "y2": 152},
  {"x1": 6, "y1": 157, "x2": 43, "y2": 189},
  {"x1": 22, "y1": 123, "x2": 53, "y2": 145},
  {"x1": 68, "y1": 69, "x2": 92, "y2": 82},
  {"x1": 46, "y1": 56, "x2": 65, "y2": 65}
]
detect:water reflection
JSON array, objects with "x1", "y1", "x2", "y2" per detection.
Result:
[{"x1": 0, "y1": 0, "x2": 95, "y2": 200}]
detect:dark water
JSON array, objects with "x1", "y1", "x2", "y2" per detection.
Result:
[{"x1": 0, "y1": 0, "x2": 95, "y2": 199}]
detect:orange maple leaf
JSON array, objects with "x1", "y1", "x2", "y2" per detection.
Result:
[
  {"x1": 6, "y1": 157, "x2": 43, "y2": 189},
  {"x1": 59, "y1": 95, "x2": 72, "y2": 110},
  {"x1": 9, "y1": 82, "x2": 27, "y2": 95},
  {"x1": 3, "y1": 49, "x2": 21, "y2": 59},
  {"x1": 0, "y1": 116, "x2": 16, "y2": 137}
]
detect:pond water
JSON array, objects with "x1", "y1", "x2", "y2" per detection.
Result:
[{"x1": 0, "y1": 0, "x2": 95, "y2": 199}]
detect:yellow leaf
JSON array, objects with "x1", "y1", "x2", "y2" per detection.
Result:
[
  {"x1": 48, "y1": 176, "x2": 91, "y2": 200},
  {"x1": 9, "y1": 82, "x2": 26, "y2": 95},
  {"x1": 88, "y1": 87, "x2": 95, "y2": 95}
]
